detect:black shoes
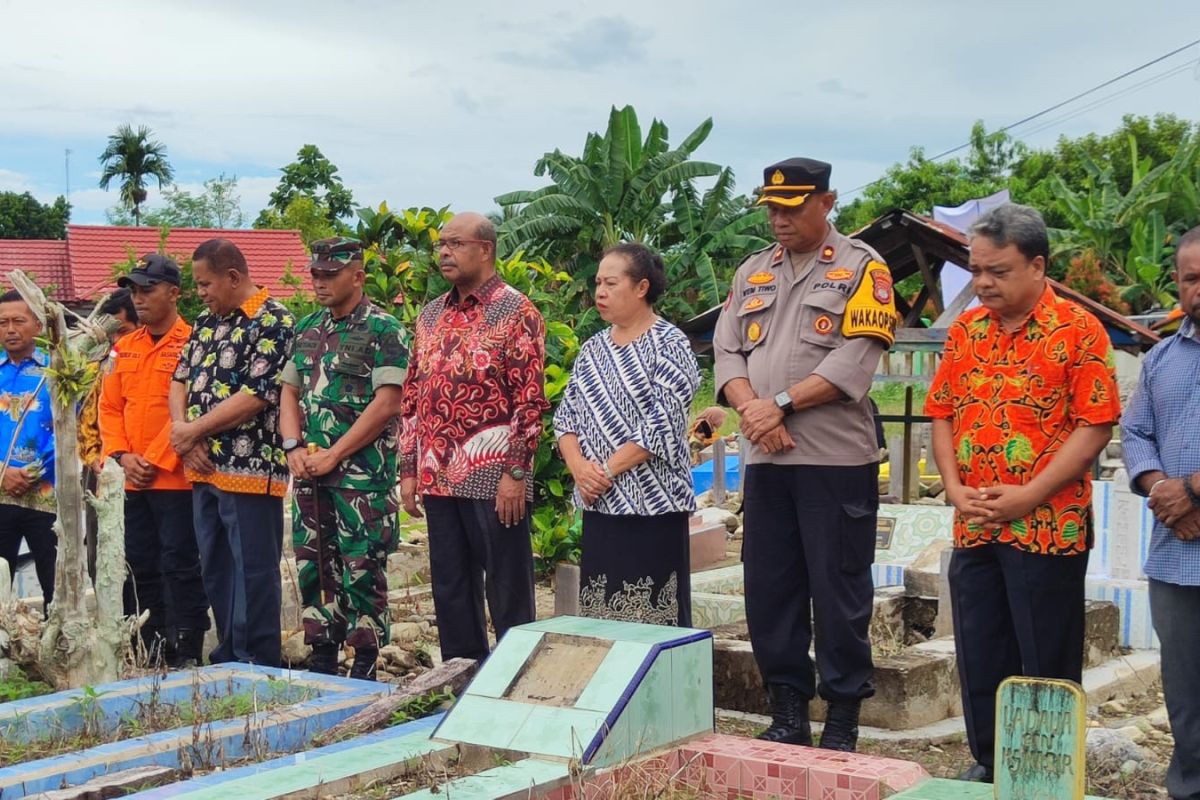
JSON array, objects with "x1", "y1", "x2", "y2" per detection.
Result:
[
  {"x1": 819, "y1": 700, "x2": 862, "y2": 752},
  {"x1": 957, "y1": 763, "x2": 994, "y2": 783},
  {"x1": 308, "y1": 641, "x2": 340, "y2": 675},
  {"x1": 349, "y1": 648, "x2": 379, "y2": 681},
  {"x1": 168, "y1": 628, "x2": 206, "y2": 669},
  {"x1": 756, "y1": 684, "x2": 813, "y2": 746}
]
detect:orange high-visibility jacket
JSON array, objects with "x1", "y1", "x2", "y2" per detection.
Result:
[{"x1": 98, "y1": 317, "x2": 192, "y2": 491}]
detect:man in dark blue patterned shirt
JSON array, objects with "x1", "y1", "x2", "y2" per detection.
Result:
[{"x1": 1122, "y1": 224, "x2": 1200, "y2": 800}]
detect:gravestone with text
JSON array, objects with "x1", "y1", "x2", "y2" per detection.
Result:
[{"x1": 995, "y1": 676, "x2": 1087, "y2": 800}]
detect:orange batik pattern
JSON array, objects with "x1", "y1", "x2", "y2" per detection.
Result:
[{"x1": 924, "y1": 286, "x2": 1121, "y2": 556}]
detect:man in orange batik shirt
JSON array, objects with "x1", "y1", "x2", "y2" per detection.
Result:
[{"x1": 924, "y1": 204, "x2": 1120, "y2": 784}]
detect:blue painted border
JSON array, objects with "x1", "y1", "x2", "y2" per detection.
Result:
[{"x1": 581, "y1": 630, "x2": 712, "y2": 764}]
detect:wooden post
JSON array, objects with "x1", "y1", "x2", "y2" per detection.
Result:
[
  {"x1": 712, "y1": 438, "x2": 727, "y2": 506},
  {"x1": 902, "y1": 385, "x2": 914, "y2": 504}
]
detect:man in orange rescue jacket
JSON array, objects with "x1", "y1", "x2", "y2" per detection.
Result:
[{"x1": 100, "y1": 254, "x2": 210, "y2": 667}]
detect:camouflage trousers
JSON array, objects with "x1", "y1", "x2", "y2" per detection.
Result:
[{"x1": 292, "y1": 485, "x2": 398, "y2": 650}]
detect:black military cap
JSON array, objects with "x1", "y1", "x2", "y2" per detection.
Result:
[
  {"x1": 756, "y1": 158, "x2": 832, "y2": 207},
  {"x1": 309, "y1": 237, "x2": 364, "y2": 274},
  {"x1": 118, "y1": 253, "x2": 182, "y2": 287}
]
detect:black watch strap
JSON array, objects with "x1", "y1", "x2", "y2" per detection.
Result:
[{"x1": 1185, "y1": 475, "x2": 1200, "y2": 508}]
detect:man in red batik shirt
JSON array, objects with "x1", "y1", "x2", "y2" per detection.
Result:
[{"x1": 400, "y1": 212, "x2": 549, "y2": 662}]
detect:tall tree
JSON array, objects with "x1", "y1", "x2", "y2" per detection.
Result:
[
  {"x1": 0, "y1": 192, "x2": 70, "y2": 238},
  {"x1": 257, "y1": 144, "x2": 355, "y2": 227},
  {"x1": 98, "y1": 124, "x2": 175, "y2": 226},
  {"x1": 107, "y1": 174, "x2": 245, "y2": 228}
]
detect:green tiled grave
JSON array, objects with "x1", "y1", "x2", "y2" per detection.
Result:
[{"x1": 433, "y1": 616, "x2": 713, "y2": 765}]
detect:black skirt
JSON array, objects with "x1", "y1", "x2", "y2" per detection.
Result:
[{"x1": 578, "y1": 510, "x2": 692, "y2": 627}]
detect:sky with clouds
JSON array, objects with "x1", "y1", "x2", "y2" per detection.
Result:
[{"x1": 2, "y1": 0, "x2": 1199, "y2": 227}]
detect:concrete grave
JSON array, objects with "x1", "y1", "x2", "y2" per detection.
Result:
[{"x1": 0, "y1": 665, "x2": 389, "y2": 798}]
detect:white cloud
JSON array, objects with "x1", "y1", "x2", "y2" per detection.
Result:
[{"x1": 1, "y1": 0, "x2": 1198, "y2": 224}]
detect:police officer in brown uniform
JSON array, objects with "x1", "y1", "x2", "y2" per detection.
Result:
[{"x1": 714, "y1": 158, "x2": 897, "y2": 751}]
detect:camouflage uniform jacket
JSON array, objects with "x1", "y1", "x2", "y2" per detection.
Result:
[{"x1": 281, "y1": 297, "x2": 409, "y2": 492}]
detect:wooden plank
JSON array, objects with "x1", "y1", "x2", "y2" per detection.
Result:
[
  {"x1": 909, "y1": 244, "x2": 944, "y2": 316},
  {"x1": 932, "y1": 281, "x2": 977, "y2": 328},
  {"x1": 29, "y1": 766, "x2": 178, "y2": 799},
  {"x1": 904, "y1": 284, "x2": 931, "y2": 327},
  {"x1": 894, "y1": 328, "x2": 948, "y2": 343},
  {"x1": 313, "y1": 658, "x2": 478, "y2": 745}
]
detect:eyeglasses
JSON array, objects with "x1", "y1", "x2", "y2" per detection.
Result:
[{"x1": 435, "y1": 238, "x2": 491, "y2": 251}]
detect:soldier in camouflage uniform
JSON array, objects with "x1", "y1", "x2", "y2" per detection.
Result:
[{"x1": 279, "y1": 237, "x2": 409, "y2": 681}]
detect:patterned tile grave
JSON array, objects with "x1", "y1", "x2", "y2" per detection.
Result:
[
  {"x1": 0, "y1": 665, "x2": 390, "y2": 798},
  {"x1": 994, "y1": 676, "x2": 1087, "y2": 800},
  {"x1": 432, "y1": 615, "x2": 714, "y2": 766}
]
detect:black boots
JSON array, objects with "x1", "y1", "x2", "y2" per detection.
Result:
[
  {"x1": 168, "y1": 628, "x2": 205, "y2": 669},
  {"x1": 349, "y1": 648, "x2": 378, "y2": 681},
  {"x1": 308, "y1": 641, "x2": 340, "y2": 675},
  {"x1": 757, "y1": 684, "x2": 812, "y2": 746},
  {"x1": 819, "y1": 700, "x2": 862, "y2": 752},
  {"x1": 956, "y1": 763, "x2": 994, "y2": 783}
]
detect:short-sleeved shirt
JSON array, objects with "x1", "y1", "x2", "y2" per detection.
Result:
[
  {"x1": 173, "y1": 287, "x2": 296, "y2": 497},
  {"x1": 399, "y1": 274, "x2": 549, "y2": 501},
  {"x1": 712, "y1": 226, "x2": 896, "y2": 466},
  {"x1": 924, "y1": 284, "x2": 1121, "y2": 555},
  {"x1": 281, "y1": 297, "x2": 409, "y2": 491},
  {"x1": 0, "y1": 348, "x2": 54, "y2": 512},
  {"x1": 553, "y1": 319, "x2": 701, "y2": 515}
]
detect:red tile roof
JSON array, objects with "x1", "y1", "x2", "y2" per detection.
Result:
[
  {"x1": 0, "y1": 240, "x2": 72, "y2": 300},
  {"x1": 65, "y1": 225, "x2": 311, "y2": 301}
]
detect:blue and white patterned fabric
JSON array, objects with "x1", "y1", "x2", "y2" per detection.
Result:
[
  {"x1": 554, "y1": 318, "x2": 700, "y2": 516},
  {"x1": 0, "y1": 348, "x2": 55, "y2": 512},
  {"x1": 1121, "y1": 316, "x2": 1200, "y2": 586}
]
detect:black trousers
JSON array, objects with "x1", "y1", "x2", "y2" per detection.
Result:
[
  {"x1": 424, "y1": 495, "x2": 536, "y2": 662},
  {"x1": 1149, "y1": 578, "x2": 1200, "y2": 800},
  {"x1": 0, "y1": 504, "x2": 57, "y2": 610},
  {"x1": 123, "y1": 490, "x2": 210, "y2": 636},
  {"x1": 193, "y1": 485, "x2": 283, "y2": 667},
  {"x1": 949, "y1": 544, "x2": 1088, "y2": 769},
  {"x1": 742, "y1": 463, "x2": 878, "y2": 703}
]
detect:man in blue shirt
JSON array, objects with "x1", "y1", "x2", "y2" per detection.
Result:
[
  {"x1": 1122, "y1": 224, "x2": 1200, "y2": 800},
  {"x1": 0, "y1": 289, "x2": 57, "y2": 612}
]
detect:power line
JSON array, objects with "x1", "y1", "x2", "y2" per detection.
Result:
[{"x1": 842, "y1": 38, "x2": 1200, "y2": 199}]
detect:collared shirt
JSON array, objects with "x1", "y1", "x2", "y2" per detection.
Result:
[
  {"x1": 173, "y1": 287, "x2": 295, "y2": 497},
  {"x1": 925, "y1": 284, "x2": 1121, "y2": 555},
  {"x1": 281, "y1": 296, "x2": 409, "y2": 492},
  {"x1": 1121, "y1": 315, "x2": 1200, "y2": 586},
  {"x1": 712, "y1": 226, "x2": 896, "y2": 466},
  {"x1": 400, "y1": 274, "x2": 549, "y2": 500},
  {"x1": 0, "y1": 348, "x2": 55, "y2": 512},
  {"x1": 553, "y1": 319, "x2": 700, "y2": 515},
  {"x1": 99, "y1": 317, "x2": 192, "y2": 491}
]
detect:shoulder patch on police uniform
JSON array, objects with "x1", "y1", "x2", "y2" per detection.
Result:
[
  {"x1": 842, "y1": 260, "x2": 898, "y2": 346},
  {"x1": 747, "y1": 271, "x2": 776, "y2": 285},
  {"x1": 819, "y1": 245, "x2": 835, "y2": 263}
]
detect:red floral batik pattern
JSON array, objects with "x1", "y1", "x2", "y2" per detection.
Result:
[{"x1": 399, "y1": 275, "x2": 549, "y2": 501}]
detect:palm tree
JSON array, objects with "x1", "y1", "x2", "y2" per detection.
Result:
[{"x1": 98, "y1": 124, "x2": 175, "y2": 225}]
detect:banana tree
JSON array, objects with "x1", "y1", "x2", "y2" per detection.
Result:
[{"x1": 496, "y1": 105, "x2": 722, "y2": 272}]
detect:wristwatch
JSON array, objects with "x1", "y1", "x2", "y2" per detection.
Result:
[
  {"x1": 507, "y1": 466, "x2": 527, "y2": 481},
  {"x1": 774, "y1": 390, "x2": 795, "y2": 415},
  {"x1": 281, "y1": 438, "x2": 301, "y2": 453}
]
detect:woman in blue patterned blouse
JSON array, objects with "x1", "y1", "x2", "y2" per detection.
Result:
[{"x1": 553, "y1": 243, "x2": 701, "y2": 626}]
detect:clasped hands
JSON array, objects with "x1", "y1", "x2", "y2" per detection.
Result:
[
  {"x1": 286, "y1": 444, "x2": 340, "y2": 480},
  {"x1": 568, "y1": 457, "x2": 613, "y2": 506},
  {"x1": 736, "y1": 397, "x2": 795, "y2": 454},
  {"x1": 1147, "y1": 477, "x2": 1200, "y2": 542},
  {"x1": 947, "y1": 483, "x2": 1041, "y2": 530},
  {"x1": 169, "y1": 420, "x2": 215, "y2": 475}
]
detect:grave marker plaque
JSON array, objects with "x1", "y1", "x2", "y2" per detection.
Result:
[
  {"x1": 876, "y1": 517, "x2": 896, "y2": 549},
  {"x1": 995, "y1": 677, "x2": 1086, "y2": 800}
]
